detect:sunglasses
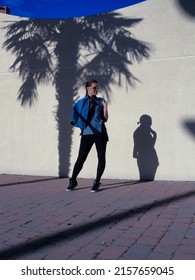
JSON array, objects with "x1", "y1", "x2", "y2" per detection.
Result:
[{"x1": 91, "y1": 86, "x2": 99, "y2": 90}]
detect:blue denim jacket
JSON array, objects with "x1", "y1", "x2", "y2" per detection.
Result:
[{"x1": 71, "y1": 95, "x2": 106, "y2": 135}]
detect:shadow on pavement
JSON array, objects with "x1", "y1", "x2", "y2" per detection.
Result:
[
  {"x1": 76, "y1": 180, "x2": 139, "y2": 191},
  {"x1": 0, "y1": 177, "x2": 60, "y2": 188},
  {"x1": 1, "y1": 188, "x2": 195, "y2": 259}
]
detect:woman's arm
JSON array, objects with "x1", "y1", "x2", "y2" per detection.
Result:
[{"x1": 102, "y1": 100, "x2": 108, "y2": 121}]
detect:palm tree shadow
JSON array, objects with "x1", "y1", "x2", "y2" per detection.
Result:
[
  {"x1": 177, "y1": 0, "x2": 195, "y2": 17},
  {"x1": 2, "y1": 13, "x2": 151, "y2": 177}
]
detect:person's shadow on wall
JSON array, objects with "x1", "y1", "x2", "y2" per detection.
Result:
[{"x1": 133, "y1": 114, "x2": 159, "y2": 181}]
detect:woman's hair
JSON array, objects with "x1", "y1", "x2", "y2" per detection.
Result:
[{"x1": 85, "y1": 79, "x2": 98, "y2": 89}]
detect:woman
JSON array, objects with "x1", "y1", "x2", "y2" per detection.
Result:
[{"x1": 67, "y1": 79, "x2": 109, "y2": 192}]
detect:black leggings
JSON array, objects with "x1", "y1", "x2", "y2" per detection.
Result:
[{"x1": 71, "y1": 135, "x2": 107, "y2": 182}]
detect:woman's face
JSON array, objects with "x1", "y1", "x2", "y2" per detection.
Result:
[{"x1": 87, "y1": 82, "x2": 99, "y2": 97}]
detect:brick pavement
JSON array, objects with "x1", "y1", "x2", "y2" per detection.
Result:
[{"x1": 0, "y1": 174, "x2": 195, "y2": 260}]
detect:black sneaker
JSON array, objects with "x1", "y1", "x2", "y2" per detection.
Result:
[
  {"x1": 91, "y1": 181, "x2": 101, "y2": 193},
  {"x1": 66, "y1": 178, "x2": 78, "y2": 191}
]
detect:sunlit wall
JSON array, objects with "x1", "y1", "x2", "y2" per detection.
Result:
[{"x1": 0, "y1": 0, "x2": 194, "y2": 180}]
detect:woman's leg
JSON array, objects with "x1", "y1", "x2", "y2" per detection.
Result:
[
  {"x1": 71, "y1": 135, "x2": 95, "y2": 180},
  {"x1": 94, "y1": 137, "x2": 107, "y2": 183}
]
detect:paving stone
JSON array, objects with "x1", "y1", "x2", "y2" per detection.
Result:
[
  {"x1": 120, "y1": 244, "x2": 152, "y2": 260},
  {"x1": 185, "y1": 228, "x2": 195, "y2": 238},
  {"x1": 97, "y1": 244, "x2": 127, "y2": 260}
]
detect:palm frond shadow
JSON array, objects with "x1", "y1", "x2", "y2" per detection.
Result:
[
  {"x1": 183, "y1": 120, "x2": 195, "y2": 138},
  {"x1": 2, "y1": 13, "x2": 151, "y2": 177},
  {"x1": 0, "y1": 188, "x2": 194, "y2": 259}
]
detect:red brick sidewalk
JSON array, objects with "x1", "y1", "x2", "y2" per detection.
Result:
[{"x1": 0, "y1": 174, "x2": 195, "y2": 260}]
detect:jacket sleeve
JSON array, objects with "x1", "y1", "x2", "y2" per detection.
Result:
[{"x1": 71, "y1": 98, "x2": 88, "y2": 128}]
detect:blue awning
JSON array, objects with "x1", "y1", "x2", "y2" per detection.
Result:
[{"x1": 0, "y1": 0, "x2": 146, "y2": 18}]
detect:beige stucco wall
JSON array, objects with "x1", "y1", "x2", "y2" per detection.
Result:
[{"x1": 0, "y1": 0, "x2": 195, "y2": 180}]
